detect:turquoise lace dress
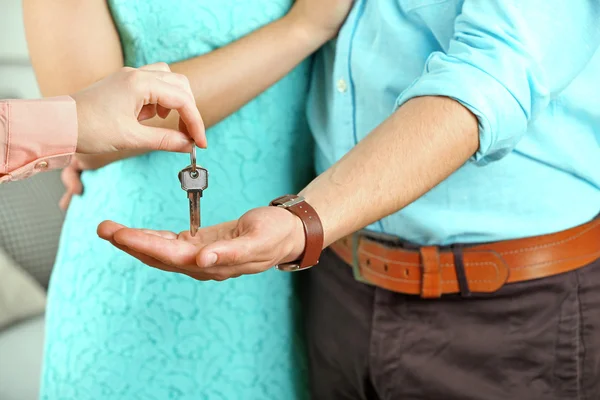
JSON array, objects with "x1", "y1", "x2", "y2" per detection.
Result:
[{"x1": 39, "y1": 1, "x2": 313, "y2": 399}]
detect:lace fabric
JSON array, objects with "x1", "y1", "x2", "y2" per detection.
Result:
[{"x1": 40, "y1": 1, "x2": 313, "y2": 399}]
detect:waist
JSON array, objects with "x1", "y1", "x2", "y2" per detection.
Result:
[
  {"x1": 330, "y1": 216, "x2": 600, "y2": 298},
  {"x1": 315, "y1": 146, "x2": 600, "y2": 245}
]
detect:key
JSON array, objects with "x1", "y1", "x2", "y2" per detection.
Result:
[{"x1": 178, "y1": 165, "x2": 208, "y2": 236}]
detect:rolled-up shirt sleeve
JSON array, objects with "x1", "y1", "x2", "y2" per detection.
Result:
[
  {"x1": 395, "y1": 1, "x2": 600, "y2": 165},
  {"x1": 0, "y1": 96, "x2": 77, "y2": 183}
]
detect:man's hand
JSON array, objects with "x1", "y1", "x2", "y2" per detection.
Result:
[
  {"x1": 97, "y1": 207, "x2": 306, "y2": 281},
  {"x1": 287, "y1": 0, "x2": 354, "y2": 44},
  {"x1": 72, "y1": 63, "x2": 207, "y2": 154}
]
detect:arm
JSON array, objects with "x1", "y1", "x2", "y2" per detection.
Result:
[
  {"x1": 98, "y1": 96, "x2": 477, "y2": 279},
  {"x1": 24, "y1": 0, "x2": 141, "y2": 165},
  {"x1": 24, "y1": 0, "x2": 352, "y2": 208},
  {"x1": 24, "y1": 0, "x2": 350, "y2": 134},
  {"x1": 0, "y1": 97, "x2": 77, "y2": 183},
  {"x1": 167, "y1": 6, "x2": 344, "y2": 127},
  {"x1": 304, "y1": 0, "x2": 600, "y2": 243},
  {"x1": 300, "y1": 97, "x2": 477, "y2": 247},
  {"x1": 97, "y1": 1, "x2": 600, "y2": 280},
  {"x1": 1, "y1": 64, "x2": 204, "y2": 183}
]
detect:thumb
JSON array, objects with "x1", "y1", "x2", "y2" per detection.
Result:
[
  {"x1": 131, "y1": 125, "x2": 194, "y2": 152},
  {"x1": 196, "y1": 235, "x2": 266, "y2": 268}
]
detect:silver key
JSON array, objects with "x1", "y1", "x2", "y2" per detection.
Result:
[{"x1": 179, "y1": 147, "x2": 208, "y2": 236}]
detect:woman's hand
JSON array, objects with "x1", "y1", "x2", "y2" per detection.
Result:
[
  {"x1": 59, "y1": 151, "x2": 143, "y2": 210},
  {"x1": 97, "y1": 207, "x2": 306, "y2": 281},
  {"x1": 286, "y1": 0, "x2": 354, "y2": 44},
  {"x1": 59, "y1": 156, "x2": 85, "y2": 211},
  {"x1": 73, "y1": 63, "x2": 207, "y2": 154}
]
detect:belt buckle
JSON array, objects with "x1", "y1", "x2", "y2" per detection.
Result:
[{"x1": 351, "y1": 232, "x2": 371, "y2": 285}]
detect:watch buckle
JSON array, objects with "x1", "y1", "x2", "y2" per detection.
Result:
[
  {"x1": 277, "y1": 195, "x2": 305, "y2": 208},
  {"x1": 276, "y1": 260, "x2": 317, "y2": 272}
]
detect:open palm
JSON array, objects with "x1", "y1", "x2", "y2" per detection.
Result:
[{"x1": 97, "y1": 206, "x2": 305, "y2": 281}]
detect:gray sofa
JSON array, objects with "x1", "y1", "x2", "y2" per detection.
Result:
[{"x1": 0, "y1": 170, "x2": 65, "y2": 400}]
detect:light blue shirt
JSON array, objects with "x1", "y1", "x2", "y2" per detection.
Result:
[{"x1": 307, "y1": 0, "x2": 600, "y2": 245}]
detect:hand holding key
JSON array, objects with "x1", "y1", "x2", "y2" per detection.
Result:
[
  {"x1": 73, "y1": 62, "x2": 207, "y2": 154},
  {"x1": 179, "y1": 146, "x2": 208, "y2": 236}
]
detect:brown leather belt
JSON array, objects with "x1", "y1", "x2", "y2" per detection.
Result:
[{"x1": 330, "y1": 218, "x2": 600, "y2": 298}]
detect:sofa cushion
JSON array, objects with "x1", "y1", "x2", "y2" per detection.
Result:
[
  {"x1": 0, "y1": 170, "x2": 64, "y2": 288},
  {"x1": 0, "y1": 315, "x2": 45, "y2": 400}
]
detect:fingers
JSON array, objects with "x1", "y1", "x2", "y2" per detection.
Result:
[
  {"x1": 138, "y1": 64, "x2": 193, "y2": 98},
  {"x1": 138, "y1": 62, "x2": 171, "y2": 72},
  {"x1": 112, "y1": 228, "x2": 199, "y2": 269},
  {"x1": 127, "y1": 65, "x2": 172, "y2": 121},
  {"x1": 97, "y1": 219, "x2": 214, "y2": 279},
  {"x1": 132, "y1": 69, "x2": 206, "y2": 149},
  {"x1": 138, "y1": 104, "x2": 158, "y2": 121},
  {"x1": 148, "y1": 71, "x2": 194, "y2": 127},
  {"x1": 59, "y1": 162, "x2": 83, "y2": 211},
  {"x1": 131, "y1": 77, "x2": 205, "y2": 152},
  {"x1": 98, "y1": 220, "x2": 191, "y2": 272},
  {"x1": 61, "y1": 164, "x2": 83, "y2": 194},
  {"x1": 148, "y1": 78, "x2": 206, "y2": 149},
  {"x1": 97, "y1": 220, "x2": 127, "y2": 241},
  {"x1": 59, "y1": 191, "x2": 73, "y2": 211},
  {"x1": 156, "y1": 105, "x2": 171, "y2": 119},
  {"x1": 134, "y1": 125, "x2": 194, "y2": 152},
  {"x1": 195, "y1": 234, "x2": 273, "y2": 268},
  {"x1": 97, "y1": 220, "x2": 263, "y2": 282},
  {"x1": 110, "y1": 240, "x2": 184, "y2": 274},
  {"x1": 110, "y1": 241, "x2": 219, "y2": 281},
  {"x1": 199, "y1": 263, "x2": 272, "y2": 281}
]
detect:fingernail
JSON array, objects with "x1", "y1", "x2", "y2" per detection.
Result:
[{"x1": 204, "y1": 253, "x2": 217, "y2": 267}]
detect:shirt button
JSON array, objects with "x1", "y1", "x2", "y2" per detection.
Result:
[
  {"x1": 35, "y1": 161, "x2": 49, "y2": 170},
  {"x1": 336, "y1": 78, "x2": 348, "y2": 93}
]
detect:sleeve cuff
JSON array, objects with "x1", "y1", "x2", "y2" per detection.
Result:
[
  {"x1": 395, "y1": 52, "x2": 528, "y2": 165},
  {"x1": 0, "y1": 152, "x2": 73, "y2": 183},
  {"x1": 1, "y1": 96, "x2": 77, "y2": 181}
]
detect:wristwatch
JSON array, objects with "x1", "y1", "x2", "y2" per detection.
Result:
[{"x1": 269, "y1": 195, "x2": 324, "y2": 272}]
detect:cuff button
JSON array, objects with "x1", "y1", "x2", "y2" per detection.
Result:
[{"x1": 35, "y1": 161, "x2": 49, "y2": 170}]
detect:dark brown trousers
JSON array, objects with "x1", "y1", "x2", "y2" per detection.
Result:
[{"x1": 302, "y1": 248, "x2": 600, "y2": 400}]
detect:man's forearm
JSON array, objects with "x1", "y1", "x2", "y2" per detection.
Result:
[
  {"x1": 300, "y1": 96, "x2": 479, "y2": 247},
  {"x1": 96, "y1": 96, "x2": 481, "y2": 275}
]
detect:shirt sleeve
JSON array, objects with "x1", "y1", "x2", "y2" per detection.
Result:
[
  {"x1": 395, "y1": 1, "x2": 600, "y2": 165},
  {"x1": 0, "y1": 96, "x2": 77, "y2": 183}
]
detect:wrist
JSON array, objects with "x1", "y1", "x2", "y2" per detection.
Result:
[
  {"x1": 270, "y1": 195, "x2": 324, "y2": 271},
  {"x1": 75, "y1": 152, "x2": 128, "y2": 170},
  {"x1": 72, "y1": 94, "x2": 94, "y2": 154},
  {"x1": 280, "y1": 12, "x2": 333, "y2": 52},
  {"x1": 284, "y1": 213, "x2": 307, "y2": 264},
  {"x1": 298, "y1": 187, "x2": 333, "y2": 245}
]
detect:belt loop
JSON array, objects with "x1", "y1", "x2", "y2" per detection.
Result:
[
  {"x1": 420, "y1": 246, "x2": 442, "y2": 298},
  {"x1": 452, "y1": 246, "x2": 472, "y2": 297},
  {"x1": 351, "y1": 232, "x2": 368, "y2": 284}
]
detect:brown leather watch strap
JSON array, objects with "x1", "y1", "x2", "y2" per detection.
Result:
[{"x1": 270, "y1": 195, "x2": 324, "y2": 271}]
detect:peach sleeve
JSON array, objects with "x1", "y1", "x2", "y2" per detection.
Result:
[{"x1": 0, "y1": 96, "x2": 77, "y2": 183}]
